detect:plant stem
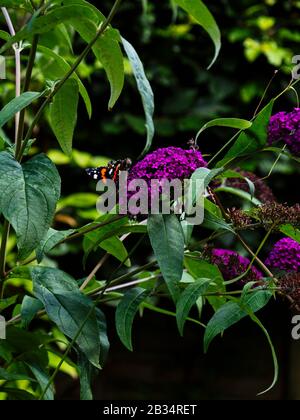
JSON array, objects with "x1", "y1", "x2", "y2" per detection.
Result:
[
  {"x1": 0, "y1": 220, "x2": 10, "y2": 282},
  {"x1": 16, "y1": 35, "x2": 39, "y2": 156},
  {"x1": 62, "y1": 215, "x2": 127, "y2": 244},
  {"x1": 103, "y1": 275, "x2": 160, "y2": 293},
  {"x1": 142, "y1": 302, "x2": 206, "y2": 329},
  {"x1": 18, "y1": 0, "x2": 123, "y2": 161},
  {"x1": 252, "y1": 70, "x2": 278, "y2": 118},
  {"x1": 236, "y1": 228, "x2": 274, "y2": 278},
  {"x1": 79, "y1": 254, "x2": 109, "y2": 291},
  {"x1": 0, "y1": 8, "x2": 21, "y2": 294},
  {"x1": 88, "y1": 261, "x2": 157, "y2": 296},
  {"x1": 1, "y1": 8, "x2": 21, "y2": 143}
]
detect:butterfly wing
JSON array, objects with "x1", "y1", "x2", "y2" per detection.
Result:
[{"x1": 86, "y1": 167, "x2": 109, "y2": 182}]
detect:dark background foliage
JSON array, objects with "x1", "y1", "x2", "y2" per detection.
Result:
[
  {"x1": 56, "y1": 0, "x2": 300, "y2": 399},
  {"x1": 1, "y1": 0, "x2": 300, "y2": 400}
]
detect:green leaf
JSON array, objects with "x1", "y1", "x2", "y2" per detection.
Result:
[
  {"x1": 0, "y1": 92, "x2": 43, "y2": 128},
  {"x1": 31, "y1": 267, "x2": 101, "y2": 368},
  {"x1": 249, "y1": 313, "x2": 278, "y2": 395},
  {"x1": 196, "y1": 118, "x2": 252, "y2": 140},
  {"x1": 0, "y1": 5, "x2": 98, "y2": 54},
  {"x1": 216, "y1": 100, "x2": 274, "y2": 167},
  {"x1": 115, "y1": 288, "x2": 150, "y2": 351},
  {"x1": 25, "y1": 362, "x2": 54, "y2": 400},
  {"x1": 186, "y1": 167, "x2": 223, "y2": 214},
  {"x1": 0, "y1": 295, "x2": 18, "y2": 311},
  {"x1": 83, "y1": 215, "x2": 128, "y2": 266},
  {"x1": 148, "y1": 214, "x2": 184, "y2": 302},
  {"x1": 202, "y1": 209, "x2": 234, "y2": 233},
  {"x1": 214, "y1": 186, "x2": 261, "y2": 206},
  {"x1": 73, "y1": 20, "x2": 124, "y2": 110},
  {"x1": 77, "y1": 351, "x2": 94, "y2": 400},
  {"x1": 204, "y1": 289, "x2": 272, "y2": 352},
  {"x1": 77, "y1": 307, "x2": 109, "y2": 400},
  {"x1": 0, "y1": 367, "x2": 33, "y2": 382},
  {"x1": 122, "y1": 37, "x2": 154, "y2": 156},
  {"x1": 0, "y1": 153, "x2": 61, "y2": 260},
  {"x1": 176, "y1": 278, "x2": 211, "y2": 335},
  {"x1": 57, "y1": 193, "x2": 98, "y2": 210},
  {"x1": 97, "y1": 236, "x2": 131, "y2": 268},
  {"x1": 49, "y1": 79, "x2": 79, "y2": 157},
  {"x1": 6, "y1": 327, "x2": 51, "y2": 353},
  {"x1": 174, "y1": 0, "x2": 221, "y2": 68},
  {"x1": 184, "y1": 256, "x2": 226, "y2": 311},
  {"x1": 36, "y1": 228, "x2": 76, "y2": 263},
  {"x1": 0, "y1": 1, "x2": 32, "y2": 11},
  {"x1": 280, "y1": 224, "x2": 300, "y2": 244},
  {"x1": 37, "y1": 45, "x2": 92, "y2": 118},
  {"x1": 21, "y1": 296, "x2": 44, "y2": 329},
  {"x1": 0, "y1": 387, "x2": 36, "y2": 400}
]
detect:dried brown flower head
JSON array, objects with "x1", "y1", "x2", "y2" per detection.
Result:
[
  {"x1": 256, "y1": 203, "x2": 300, "y2": 228},
  {"x1": 279, "y1": 272, "x2": 300, "y2": 310}
]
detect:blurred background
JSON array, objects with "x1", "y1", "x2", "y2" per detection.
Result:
[{"x1": 1, "y1": 0, "x2": 300, "y2": 400}]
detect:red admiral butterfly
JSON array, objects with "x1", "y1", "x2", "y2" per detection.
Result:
[{"x1": 86, "y1": 158, "x2": 132, "y2": 183}]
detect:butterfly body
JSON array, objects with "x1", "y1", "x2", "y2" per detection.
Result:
[{"x1": 86, "y1": 158, "x2": 132, "y2": 183}]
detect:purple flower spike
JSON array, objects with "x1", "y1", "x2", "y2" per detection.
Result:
[
  {"x1": 268, "y1": 108, "x2": 300, "y2": 156},
  {"x1": 211, "y1": 248, "x2": 263, "y2": 283},
  {"x1": 127, "y1": 146, "x2": 207, "y2": 201},
  {"x1": 265, "y1": 238, "x2": 300, "y2": 272}
]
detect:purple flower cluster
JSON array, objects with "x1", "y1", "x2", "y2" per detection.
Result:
[
  {"x1": 126, "y1": 147, "x2": 207, "y2": 204},
  {"x1": 265, "y1": 238, "x2": 300, "y2": 272},
  {"x1": 268, "y1": 108, "x2": 300, "y2": 155},
  {"x1": 211, "y1": 248, "x2": 263, "y2": 283},
  {"x1": 128, "y1": 146, "x2": 207, "y2": 185}
]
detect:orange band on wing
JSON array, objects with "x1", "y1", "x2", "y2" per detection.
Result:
[{"x1": 101, "y1": 168, "x2": 108, "y2": 183}]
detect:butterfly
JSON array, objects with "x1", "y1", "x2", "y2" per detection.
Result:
[{"x1": 86, "y1": 158, "x2": 132, "y2": 183}]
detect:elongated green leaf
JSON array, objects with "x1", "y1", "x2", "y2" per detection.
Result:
[
  {"x1": 98, "y1": 236, "x2": 131, "y2": 268},
  {"x1": 186, "y1": 167, "x2": 223, "y2": 215},
  {"x1": 0, "y1": 30, "x2": 9, "y2": 42},
  {"x1": 184, "y1": 257, "x2": 226, "y2": 311},
  {"x1": 176, "y1": 278, "x2": 211, "y2": 335},
  {"x1": 249, "y1": 313, "x2": 278, "y2": 395},
  {"x1": 196, "y1": 118, "x2": 252, "y2": 140},
  {"x1": 214, "y1": 186, "x2": 261, "y2": 206},
  {"x1": 37, "y1": 45, "x2": 92, "y2": 118},
  {"x1": 204, "y1": 289, "x2": 272, "y2": 352},
  {"x1": 0, "y1": 92, "x2": 43, "y2": 128},
  {"x1": 77, "y1": 351, "x2": 94, "y2": 400},
  {"x1": 25, "y1": 362, "x2": 54, "y2": 401},
  {"x1": 77, "y1": 306, "x2": 110, "y2": 400},
  {"x1": 21, "y1": 296, "x2": 44, "y2": 329},
  {"x1": 217, "y1": 100, "x2": 274, "y2": 167},
  {"x1": 0, "y1": 153, "x2": 61, "y2": 260},
  {"x1": 202, "y1": 210, "x2": 234, "y2": 233},
  {"x1": 148, "y1": 214, "x2": 184, "y2": 302},
  {"x1": 0, "y1": 5, "x2": 98, "y2": 54},
  {"x1": 116, "y1": 288, "x2": 150, "y2": 351},
  {"x1": 31, "y1": 267, "x2": 101, "y2": 368},
  {"x1": 73, "y1": 20, "x2": 124, "y2": 110},
  {"x1": 0, "y1": 295, "x2": 18, "y2": 311},
  {"x1": 174, "y1": 0, "x2": 221, "y2": 68},
  {"x1": 280, "y1": 224, "x2": 300, "y2": 244},
  {"x1": 0, "y1": 367, "x2": 33, "y2": 382},
  {"x1": 49, "y1": 79, "x2": 79, "y2": 156},
  {"x1": 0, "y1": 387, "x2": 36, "y2": 400},
  {"x1": 36, "y1": 228, "x2": 76, "y2": 263},
  {"x1": 83, "y1": 215, "x2": 128, "y2": 266},
  {"x1": 122, "y1": 37, "x2": 154, "y2": 156}
]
